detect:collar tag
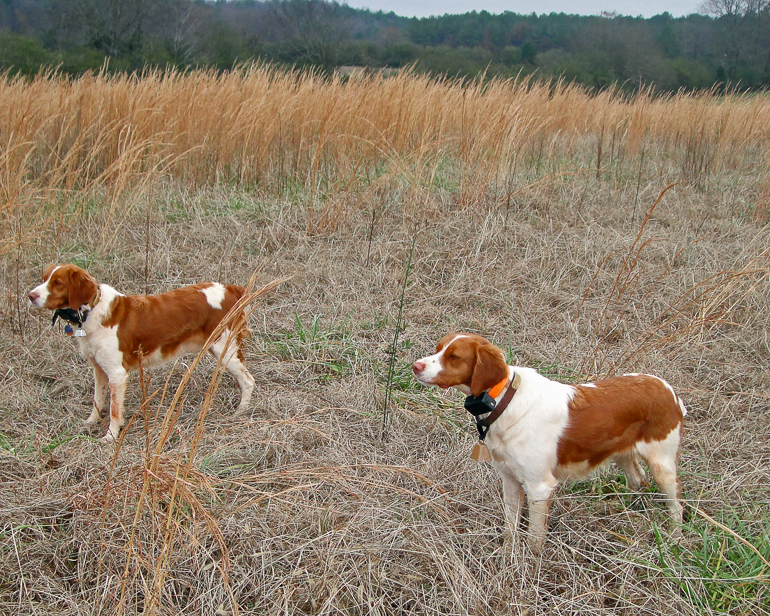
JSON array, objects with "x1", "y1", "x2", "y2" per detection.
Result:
[
  {"x1": 64, "y1": 324, "x2": 86, "y2": 337},
  {"x1": 471, "y1": 440, "x2": 492, "y2": 462}
]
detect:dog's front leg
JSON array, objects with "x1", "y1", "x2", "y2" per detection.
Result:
[
  {"x1": 496, "y1": 464, "x2": 525, "y2": 547},
  {"x1": 86, "y1": 362, "x2": 108, "y2": 426},
  {"x1": 526, "y1": 478, "x2": 557, "y2": 552},
  {"x1": 102, "y1": 371, "x2": 128, "y2": 444}
]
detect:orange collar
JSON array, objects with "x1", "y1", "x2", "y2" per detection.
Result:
[
  {"x1": 487, "y1": 374, "x2": 510, "y2": 399},
  {"x1": 471, "y1": 371, "x2": 521, "y2": 441}
]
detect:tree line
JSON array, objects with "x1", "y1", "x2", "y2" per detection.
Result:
[{"x1": 1, "y1": 0, "x2": 769, "y2": 91}]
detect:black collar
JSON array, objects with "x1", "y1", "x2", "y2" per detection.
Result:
[
  {"x1": 51, "y1": 288, "x2": 101, "y2": 329},
  {"x1": 52, "y1": 307, "x2": 90, "y2": 328},
  {"x1": 464, "y1": 372, "x2": 520, "y2": 441}
]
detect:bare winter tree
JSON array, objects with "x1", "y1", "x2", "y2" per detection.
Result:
[
  {"x1": 266, "y1": 0, "x2": 352, "y2": 71},
  {"x1": 51, "y1": 0, "x2": 151, "y2": 57},
  {"x1": 700, "y1": 0, "x2": 744, "y2": 16},
  {"x1": 743, "y1": 0, "x2": 770, "y2": 12},
  {"x1": 701, "y1": 0, "x2": 770, "y2": 13},
  {"x1": 701, "y1": 0, "x2": 770, "y2": 80},
  {"x1": 165, "y1": 0, "x2": 204, "y2": 64}
]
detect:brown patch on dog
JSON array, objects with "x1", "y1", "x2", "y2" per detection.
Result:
[
  {"x1": 557, "y1": 375, "x2": 684, "y2": 468},
  {"x1": 102, "y1": 283, "x2": 247, "y2": 370}
]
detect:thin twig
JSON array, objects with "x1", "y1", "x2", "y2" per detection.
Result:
[{"x1": 382, "y1": 234, "x2": 417, "y2": 438}]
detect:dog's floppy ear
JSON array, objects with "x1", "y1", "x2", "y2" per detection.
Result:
[
  {"x1": 470, "y1": 341, "x2": 509, "y2": 397},
  {"x1": 67, "y1": 267, "x2": 98, "y2": 309}
]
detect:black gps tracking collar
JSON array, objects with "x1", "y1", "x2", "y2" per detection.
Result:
[{"x1": 464, "y1": 391, "x2": 498, "y2": 417}]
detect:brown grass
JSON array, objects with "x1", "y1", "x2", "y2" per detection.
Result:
[
  {"x1": 0, "y1": 67, "x2": 769, "y2": 614},
  {"x1": 2, "y1": 68, "x2": 770, "y2": 236}
]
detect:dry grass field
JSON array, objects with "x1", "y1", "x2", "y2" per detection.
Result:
[{"x1": 0, "y1": 67, "x2": 769, "y2": 615}]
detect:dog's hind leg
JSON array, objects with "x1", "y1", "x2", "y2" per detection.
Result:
[
  {"x1": 614, "y1": 452, "x2": 647, "y2": 491},
  {"x1": 210, "y1": 328, "x2": 255, "y2": 415},
  {"x1": 638, "y1": 430, "x2": 684, "y2": 532}
]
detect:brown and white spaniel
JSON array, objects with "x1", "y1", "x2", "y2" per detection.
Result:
[
  {"x1": 413, "y1": 333, "x2": 685, "y2": 550},
  {"x1": 28, "y1": 264, "x2": 255, "y2": 443}
]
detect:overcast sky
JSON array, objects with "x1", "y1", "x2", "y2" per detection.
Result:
[{"x1": 342, "y1": 1, "x2": 702, "y2": 19}]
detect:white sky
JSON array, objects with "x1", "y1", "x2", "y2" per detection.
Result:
[{"x1": 342, "y1": 1, "x2": 702, "y2": 19}]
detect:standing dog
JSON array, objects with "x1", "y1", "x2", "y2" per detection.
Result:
[
  {"x1": 413, "y1": 333, "x2": 685, "y2": 550},
  {"x1": 29, "y1": 264, "x2": 255, "y2": 442}
]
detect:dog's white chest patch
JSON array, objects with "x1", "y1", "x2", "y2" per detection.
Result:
[{"x1": 200, "y1": 283, "x2": 226, "y2": 310}]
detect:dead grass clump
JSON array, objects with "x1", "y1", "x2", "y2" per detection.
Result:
[{"x1": 575, "y1": 185, "x2": 770, "y2": 380}]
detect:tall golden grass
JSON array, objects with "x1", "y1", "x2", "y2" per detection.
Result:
[{"x1": 2, "y1": 67, "x2": 770, "y2": 240}]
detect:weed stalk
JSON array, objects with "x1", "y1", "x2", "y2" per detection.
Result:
[{"x1": 382, "y1": 234, "x2": 417, "y2": 438}]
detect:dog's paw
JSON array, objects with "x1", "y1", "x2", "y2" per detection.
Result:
[
  {"x1": 526, "y1": 535, "x2": 546, "y2": 557},
  {"x1": 99, "y1": 431, "x2": 118, "y2": 444},
  {"x1": 84, "y1": 407, "x2": 104, "y2": 426}
]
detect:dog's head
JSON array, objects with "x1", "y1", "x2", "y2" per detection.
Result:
[
  {"x1": 28, "y1": 264, "x2": 98, "y2": 311},
  {"x1": 412, "y1": 333, "x2": 509, "y2": 396}
]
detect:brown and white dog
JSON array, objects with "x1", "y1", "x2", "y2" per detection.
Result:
[
  {"x1": 28, "y1": 264, "x2": 255, "y2": 443},
  {"x1": 413, "y1": 333, "x2": 686, "y2": 550}
]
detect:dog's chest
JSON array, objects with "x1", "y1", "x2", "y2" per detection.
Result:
[
  {"x1": 484, "y1": 387, "x2": 573, "y2": 484},
  {"x1": 77, "y1": 322, "x2": 122, "y2": 368},
  {"x1": 488, "y1": 434, "x2": 547, "y2": 485}
]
